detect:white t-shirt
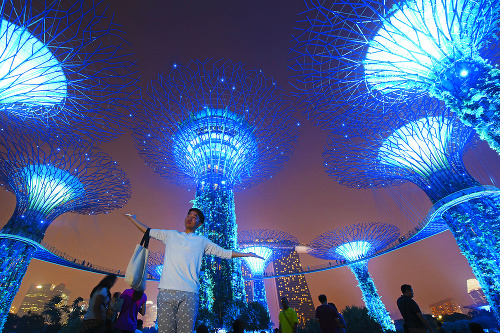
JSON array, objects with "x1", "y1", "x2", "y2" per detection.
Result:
[
  {"x1": 150, "y1": 229, "x2": 232, "y2": 293},
  {"x1": 83, "y1": 287, "x2": 110, "y2": 320}
]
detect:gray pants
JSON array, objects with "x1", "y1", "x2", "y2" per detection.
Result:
[{"x1": 157, "y1": 289, "x2": 199, "y2": 333}]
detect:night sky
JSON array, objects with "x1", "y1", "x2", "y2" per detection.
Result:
[{"x1": 1, "y1": 0, "x2": 500, "y2": 328}]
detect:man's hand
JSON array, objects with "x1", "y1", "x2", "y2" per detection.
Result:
[
  {"x1": 124, "y1": 214, "x2": 149, "y2": 233},
  {"x1": 246, "y1": 252, "x2": 265, "y2": 260}
]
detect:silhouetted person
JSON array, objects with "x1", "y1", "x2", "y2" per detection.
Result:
[
  {"x1": 397, "y1": 284, "x2": 434, "y2": 333},
  {"x1": 114, "y1": 289, "x2": 147, "y2": 333},
  {"x1": 81, "y1": 274, "x2": 117, "y2": 333},
  {"x1": 315, "y1": 295, "x2": 341, "y2": 333},
  {"x1": 328, "y1": 303, "x2": 346, "y2": 333},
  {"x1": 135, "y1": 319, "x2": 144, "y2": 333},
  {"x1": 279, "y1": 297, "x2": 298, "y2": 333}
]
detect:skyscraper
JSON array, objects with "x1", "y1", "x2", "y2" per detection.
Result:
[
  {"x1": 468, "y1": 279, "x2": 488, "y2": 306},
  {"x1": 429, "y1": 298, "x2": 462, "y2": 317},
  {"x1": 143, "y1": 300, "x2": 158, "y2": 328},
  {"x1": 17, "y1": 283, "x2": 70, "y2": 317},
  {"x1": 273, "y1": 251, "x2": 315, "y2": 327}
]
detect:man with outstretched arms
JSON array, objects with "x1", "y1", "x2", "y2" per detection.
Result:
[{"x1": 124, "y1": 209, "x2": 263, "y2": 333}]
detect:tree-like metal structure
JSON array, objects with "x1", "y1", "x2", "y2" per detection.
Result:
[
  {"x1": 309, "y1": 223, "x2": 399, "y2": 332},
  {"x1": 291, "y1": 0, "x2": 500, "y2": 153},
  {"x1": 0, "y1": 128, "x2": 131, "y2": 329},
  {"x1": 134, "y1": 59, "x2": 298, "y2": 328},
  {"x1": 0, "y1": 0, "x2": 139, "y2": 142},
  {"x1": 320, "y1": 98, "x2": 500, "y2": 320},
  {"x1": 238, "y1": 229, "x2": 298, "y2": 313}
]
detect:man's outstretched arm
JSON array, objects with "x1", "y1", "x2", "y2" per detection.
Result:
[
  {"x1": 231, "y1": 251, "x2": 264, "y2": 259},
  {"x1": 123, "y1": 214, "x2": 149, "y2": 233}
]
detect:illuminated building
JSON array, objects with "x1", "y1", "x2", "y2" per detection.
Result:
[
  {"x1": 310, "y1": 223, "x2": 399, "y2": 332},
  {"x1": 0, "y1": 0, "x2": 138, "y2": 142},
  {"x1": 273, "y1": 251, "x2": 315, "y2": 327},
  {"x1": 468, "y1": 279, "x2": 488, "y2": 306},
  {"x1": 429, "y1": 298, "x2": 462, "y2": 317},
  {"x1": 17, "y1": 283, "x2": 71, "y2": 317},
  {"x1": 144, "y1": 300, "x2": 158, "y2": 328},
  {"x1": 134, "y1": 59, "x2": 298, "y2": 328},
  {"x1": 242, "y1": 264, "x2": 254, "y2": 303},
  {"x1": 238, "y1": 229, "x2": 298, "y2": 315},
  {"x1": 0, "y1": 128, "x2": 131, "y2": 329}
]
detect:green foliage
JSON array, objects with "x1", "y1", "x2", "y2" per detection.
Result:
[
  {"x1": 442, "y1": 319, "x2": 472, "y2": 333},
  {"x1": 42, "y1": 295, "x2": 68, "y2": 330},
  {"x1": 239, "y1": 302, "x2": 271, "y2": 331},
  {"x1": 430, "y1": 59, "x2": 500, "y2": 154},
  {"x1": 297, "y1": 318, "x2": 320, "y2": 333},
  {"x1": 61, "y1": 297, "x2": 86, "y2": 333},
  {"x1": 5, "y1": 312, "x2": 45, "y2": 332},
  {"x1": 193, "y1": 186, "x2": 246, "y2": 329},
  {"x1": 341, "y1": 305, "x2": 385, "y2": 333}
]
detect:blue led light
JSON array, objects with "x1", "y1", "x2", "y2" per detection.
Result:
[
  {"x1": 335, "y1": 241, "x2": 372, "y2": 261},
  {"x1": 378, "y1": 117, "x2": 452, "y2": 177},
  {"x1": 364, "y1": 0, "x2": 490, "y2": 94},
  {"x1": 241, "y1": 246, "x2": 273, "y2": 275},
  {"x1": 173, "y1": 108, "x2": 258, "y2": 187},
  {"x1": 0, "y1": 19, "x2": 67, "y2": 112},
  {"x1": 20, "y1": 164, "x2": 84, "y2": 215}
]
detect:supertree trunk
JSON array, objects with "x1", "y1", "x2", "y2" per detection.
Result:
[
  {"x1": 193, "y1": 185, "x2": 246, "y2": 329},
  {"x1": 253, "y1": 279, "x2": 269, "y2": 313},
  {"x1": 349, "y1": 260, "x2": 395, "y2": 332},
  {"x1": 0, "y1": 237, "x2": 37, "y2": 329},
  {"x1": 443, "y1": 202, "x2": 500, "y2": 320}
]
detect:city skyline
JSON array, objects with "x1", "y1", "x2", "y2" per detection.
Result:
[{"x1": 0, "y1": 0, "x2": 499, "y2": 327}]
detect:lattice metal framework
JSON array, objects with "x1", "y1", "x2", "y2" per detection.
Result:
[
  {"x1": 0, "y1": 127, "x2": 131, "y2": 328},
  {"x1": 134, "y1": 59, "x2": 298, "y2": 329},
  {"x1": 319, "y1": 98, "x2": 500, "y2": 320},
  {"x1": 0, "y1": 0, "x2": 139, "y2": 142},
  {"x1": 238, "y1": 229, "x2": 298, "y2": 312},
  {"x1": 324, "y1": 101, "x2": 478, "y2": 203},
  {"x1": 291, "y1": 0, "x2": 500, "y2": 152},
  {"x1": 134, "y1": 59, "x2": 297, "y2": 191},
  {"x1": 310, "y1": 223, "x2": 399, "y2": 332}
]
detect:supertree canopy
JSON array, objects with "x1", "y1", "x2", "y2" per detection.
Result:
[
  {"x1": 0, "y1": 0, "x2": 139, "y2": 142},
  {"x1": 0, "y1": 127, "x2": 131, "y2": 328},
  {"x1": 321, "y1": 98, "x2": 500, "y2": 319},
  {"x1": 310, "y1": 222, "x2": 399, "y2": 332},
  {"x1": 238, "y1": 229, "x2": 298, "y2": 312},
  {"x1": 134, "y1": 59, "x2": 298, "y2": 328},
  {"x1": 291, "y1": 0, "x2": 500, "y2": 152}
]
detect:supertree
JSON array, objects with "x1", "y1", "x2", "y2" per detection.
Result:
[
  {"x1": 133, "y1": 59, "x2": 298, "y2": 328},
  {"x1": 0, "y1": 0, "x2": 138, "y2": 142},
  {"x1": 291, "y1": 0, "x2": 500, "y2": 153},
  {"x1": 238, "y1": 229, "x2": 298, "y2": 313},
  {"x1": 309, "y1": 222, "x2": 399, "y2": 332},
  {"x1": 0, "y1": 127, "x2": 131, "y2": 329},
  {"x1": 318, "y1": 97, "x2": 500, "y2": 319}
]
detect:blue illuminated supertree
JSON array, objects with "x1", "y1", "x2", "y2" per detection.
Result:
[
  {"x1": 238, "y1": 229, "x2": 298, "y2": 313},
  {"x1": 0, "y1": 128, "x2": 131, "y2": 329},
  {"x1": 0, "y1": 0, "x2": 138, "y2": 142},
  {"x1": 317, "y1": 97, "x2": 500, "y2": 319},
  {"x1": 133, "y1": 59, "x2": 298, "y2": 328},
  {"x1": 309, "y1": 222, "x2": 399, "y2": 332},
  {"x1": 291, "y1": 0, "x2": 500, "y2": 153}
]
